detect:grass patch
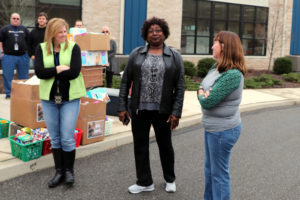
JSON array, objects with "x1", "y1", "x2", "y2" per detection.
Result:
[{"x1": 244, "y1": 74, "x2": 283, "y2": 89}]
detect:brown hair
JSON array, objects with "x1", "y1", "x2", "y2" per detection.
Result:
[
  {"x1": 214, "y1": 31, "x2": 246, "y2": 76},
  {"x1": 44, "y1": 18, "x2": 69, "y2": 55},
  {"x1": 38, "y1": 12, "x2": 48, "y2": 20}
]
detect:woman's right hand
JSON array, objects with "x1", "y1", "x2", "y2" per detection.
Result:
[
  {"x1": 118, "y1": 111, "x2": 130, "y2": 125},
  {"x1": 56, "y1": 65, "x2": 70, "y2": 74}
]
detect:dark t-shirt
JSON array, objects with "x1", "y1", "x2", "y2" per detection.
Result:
[
  {"x1": 0, "y1": 24, "x2": 30, "y2": 56},
  {"x1": 29, "y1": 26, "x2": 46, "y2": 57}
]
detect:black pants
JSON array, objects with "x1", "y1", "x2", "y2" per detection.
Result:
[
  {"x1": 131, "y1": 110, "x2": 175, "y2": 186},
  {"x1": 106, "y1": 70, "x2": 114, "y2": 88}
]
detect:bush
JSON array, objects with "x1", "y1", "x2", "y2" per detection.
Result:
[
  {"x1": 282, "y1": 72, "x2": 300, "y2": 83},
  {"x1": 184, "y1": 60, "x2": 196, "y2": 78},
  {"x1": 244, "y1": 74, "x2": 283, "y2": 89},
  {"x1": 120, "y1": 62, "x2": 127, "y2": 72},
  {"x1": 273, "y1": 57, "x2": 293, "y2": 75},
  {"x1": 185, "y1": 76, "x2": 199, "y2": 91},
  {"x1": 197, "y1": 58, "x2": 215, "y2": 78}
]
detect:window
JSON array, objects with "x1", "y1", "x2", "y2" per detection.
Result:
[{"x1": 181, "y1": 0, "x2": 268, "y2": 56}]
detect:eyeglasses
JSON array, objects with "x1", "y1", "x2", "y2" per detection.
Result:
[
  {"x1": 148, "y1": 29, "x2": 162, "y2": 34},
  {"x1": 12, "y1": 18, "x2": 20, "y2": 20}
]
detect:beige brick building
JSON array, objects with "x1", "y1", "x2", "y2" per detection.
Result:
[{"x1": 66, "y1": 0, "x2": 295, "y2": 70}]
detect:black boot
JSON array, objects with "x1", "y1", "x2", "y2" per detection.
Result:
[
  {"x1": 48, "y1": 148, "x2": 64, "y2": 188},
  {"x1": 63, "y1": 149, "x2": 76, "y2": 186}
]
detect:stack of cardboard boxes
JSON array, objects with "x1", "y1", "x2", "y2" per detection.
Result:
[
  {"x1": 10, "y1": 80, "x2": 107, "y2": 145},
  {"x1": 73, "y1": 33, "x2": 110, "y2": 88}
]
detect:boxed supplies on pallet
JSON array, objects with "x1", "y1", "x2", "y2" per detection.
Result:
[
  {"x1": 75, "y1": 33, "x2": 110, "y2": 51},
  {"x1": 76, "y1": 97, "x2": 106, "y2": 145},
  {"x1": 81, "y1": 51, "x2": 108, "y2": 66},
  {"x1": 81, "y1": 66, "x2": 103, "y2": 88},
  {"x1": 10, "y1": 80, "x2": 46, "y2": 129}
]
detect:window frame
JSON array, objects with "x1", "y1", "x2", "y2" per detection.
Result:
[{"x1": 181, "y1": 0, "x2": 268, "y2": 56}]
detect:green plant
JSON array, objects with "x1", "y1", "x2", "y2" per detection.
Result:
[
  {"x1": 103, "y1": 74, "x2": 122, "y2": 89},
  {"x1": 120, "y1": 62, "x2": 127, "y2": 72},
  {"x1": 273, "y1": 57, "x2": 293, "y2": 75},
  {"x1": 282, "y1": 72, "x2": 300, "y2": 83},
  {"x1": 244, "y1": 74, "x2": 283, "y2": 89},
  {"x1": 185, "y1": 76, "x2": 199, "y2": 91},
  {"x1": 184, "y1": 60, "x2": 196, "y2": 78},
  {"x1": 197, "y1": 58, "x2": 215, "y2": 78}
]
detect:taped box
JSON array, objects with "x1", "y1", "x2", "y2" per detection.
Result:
[
  {"x1": 10, "y1": 80, "x2": 45, "y2": 129},
  {"x1": 76, "y1": 97, "x2": 106, "y2": 145}
]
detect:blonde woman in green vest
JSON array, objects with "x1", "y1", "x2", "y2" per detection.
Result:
[{"x1": 34, "y1": 18, "x2": 86, "y2": 188}]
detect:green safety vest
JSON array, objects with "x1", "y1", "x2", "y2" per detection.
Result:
[{"x1": 39, "y1": 41, "x2": 86, "y2": 101}]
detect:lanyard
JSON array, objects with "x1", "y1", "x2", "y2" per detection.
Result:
[
  {"x1": 54, "y1": 51, "x2": 59, "y2": 66},
  {"x1": 54, "y1": 51, "x2": 60, "y2": 93}
]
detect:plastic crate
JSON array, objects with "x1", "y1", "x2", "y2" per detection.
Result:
[
  {"x1": 42, "y1": 138, "x2": 52, "y2": 156},
  {"x1": 8, "y1": 135, "x2": 43, "y2": 162},
  {"x1": 74, "y1": 128, "x2": 83, "y2": 147},
  {"x1": 105, "y1": 118, "x2": 113, "y2": 136},
  {"x1": 0, "y1": 118, "x2": 10, "y2": 138},
  {"x1": 42, "y1": 129, "x2": 82, "y2": 156}
]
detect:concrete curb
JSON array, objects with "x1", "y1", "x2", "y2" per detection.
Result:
[{"x1": 1, "y1": 98, "x2": 300, "y2": 183}]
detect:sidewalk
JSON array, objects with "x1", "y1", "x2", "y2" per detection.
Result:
[{"x1": 1, "y1": 88, "x2": 300, "y2": 183}]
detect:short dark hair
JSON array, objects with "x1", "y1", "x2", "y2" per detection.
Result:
[
  {"x1": 38, "y1": 12, "x2": 48, "y2": 20},
  {"x1": 141, "y1": 16, "x2": 170, "y2": 41}
]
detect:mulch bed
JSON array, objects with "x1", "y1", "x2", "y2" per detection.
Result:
[{"x1": 246, "y1": 69, "x2": 300, "y2": 88}]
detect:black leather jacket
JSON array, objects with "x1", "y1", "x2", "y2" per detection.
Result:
[{"x1": 118, "y1": 44, "x2": 185, "y2": 117}]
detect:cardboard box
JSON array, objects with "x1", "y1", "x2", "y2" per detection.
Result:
[
  {"x1": 81, "y1": 66, "x2": 103, "y2": 88},
  {"x1": 11, "y1": 80, "x2": 40, "y2": 100},
  {"x1": 81, "y1": 51, "x2": 108, "y2": 66},
  {"x1": 10, "y1": 80, "x2": 46, "y2": 129},
  {"x1": 76, "y1": 97, "x2": 106, "y2": 145},
  {"x1": 75, "y1": 33, "x2": 110, "y2": 51}
]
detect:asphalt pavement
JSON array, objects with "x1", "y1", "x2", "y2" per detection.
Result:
[
  {"x1": 0, "y1": 105, "x2": 299, "y2": 200},
  {"x1": 0, "y1": 88, "x2": 300, "y2": 184}
]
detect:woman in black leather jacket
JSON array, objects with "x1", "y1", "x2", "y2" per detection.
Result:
[{"x1": 118, "y1": 16, "x2": 185, "y2": 194}]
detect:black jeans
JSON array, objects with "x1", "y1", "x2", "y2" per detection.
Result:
[
  {"x1": 106, "y1": 70, "x2": 114, "y2": 88},
  {"x1": 131, "y1": 110, "x2": 175, "y2": 186}
]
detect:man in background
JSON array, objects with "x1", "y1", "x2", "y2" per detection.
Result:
[{"x1": 0, "y1": 13, "x2": 30, "y2": 99}]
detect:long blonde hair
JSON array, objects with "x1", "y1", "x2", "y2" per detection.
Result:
[
  {"x1": 44, "y1": 18, "x2": 69, "y2": 55},
  {"x1": 214, "y1": 31, "x2": 246, "y2": 76}
]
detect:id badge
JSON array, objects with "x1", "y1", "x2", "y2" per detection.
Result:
[
  {"x1": 14, "y1": 43, "x2": 19, "y2": 51},
  {"x1": 54, "y1": 93, "x2": 62, "y2": 104}
]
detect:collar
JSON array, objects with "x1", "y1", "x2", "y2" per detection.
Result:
[{"x1": 140, "y1": 43, "x2": 172, "y2": 56}]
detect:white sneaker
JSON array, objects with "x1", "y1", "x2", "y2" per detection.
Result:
[
  {"x1": 165, "y1": 182, "x2": 176, "y2": 193},
  {"x1": 128, "y1": 184, "x2": 155, "y2": 194}
]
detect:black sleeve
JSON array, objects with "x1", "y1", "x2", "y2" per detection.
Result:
[
  {"x1": 34, "y1": 45, "x2": 57, "y2": 79},
  {"x1": 28, "y1": 30, "x2": 34, "y2": 57},
  {"x1": 108, "y1": 40, "x2": 116, "y2": 59},
  {"x1": 56, "y1": 44, "x2": 82, "y2": 80},
  {"x1": 25, "y1": 27, "x2": 30, "y2": 54}
]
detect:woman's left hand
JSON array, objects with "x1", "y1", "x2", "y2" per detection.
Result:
[{"x1": 167, "y1": 115, "x2": 180, "y2": 131}]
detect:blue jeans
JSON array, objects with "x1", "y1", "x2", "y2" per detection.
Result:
[
  {"x1": 204, "y1": 124, "x2": 242, "y2": 200},
  {"x1": 1, "y1": 53, "x2": 30, "y2": 97},
  {"x1": 41, "y1": 99, "x2": 80, "y2": 152}
]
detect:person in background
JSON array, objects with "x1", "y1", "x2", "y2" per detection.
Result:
[
  {"x1": 74, "y1": 20, "x2": 83, "y2": 28},
  {"x1": 102, "y1": 26, "x2": 116, "y2": 88},
  {"x1": 118, "y1": 16, "x2": 185, "y2": 194},
  {"x1": 0, "y1": 13, "x2": 30, "y2": 99},
  {"x1": 29, "y1": 12, "x2": 48, "y2": 60},
  {"x1": 197, "y1": 31, "x2": 246, "y2": 200},
  {"x1": 34, "y1": 18, "x2": 86, "y2": 188}
]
